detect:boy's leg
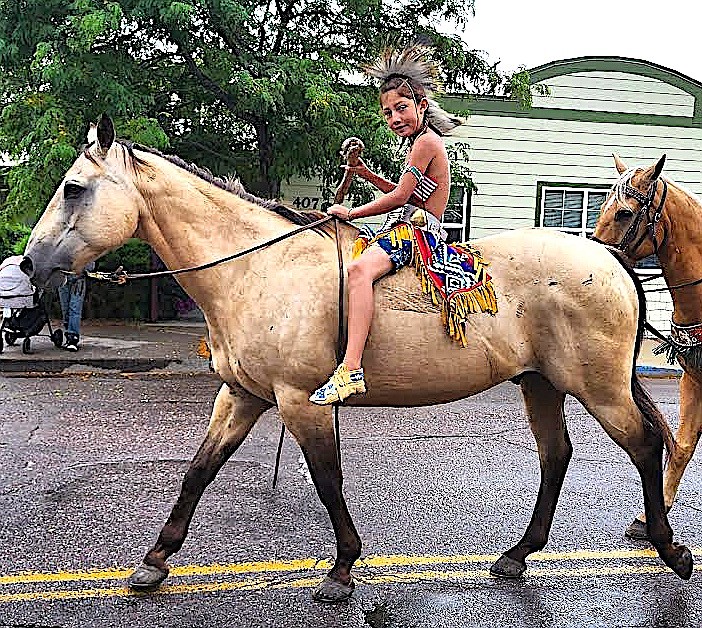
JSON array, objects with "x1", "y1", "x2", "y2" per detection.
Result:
[
  {"x1": 310, "y1": 245, "x2": 393, "y2": 405},
  {"x1": 342, "y1": 246, "x2": 393, "y2": 370}
]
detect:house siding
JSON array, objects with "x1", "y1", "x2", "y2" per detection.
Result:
[{"x1": 532, "y1": 71, "x2": 695, "y2": 117}]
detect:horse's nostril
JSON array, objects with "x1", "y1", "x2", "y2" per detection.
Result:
[{"x1": 19, "y1": 256, "x2": 34, "y2": 278}]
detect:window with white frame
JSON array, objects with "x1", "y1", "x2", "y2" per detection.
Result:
[
  {"x1": 540, "y1": 183, "x2": 660, "y2": 268},
  {"x1": 443, "y1": 186, "x2": 470, "y2": 243},
  {"x1": 540, "y1": 185, "x2": 608, "y2": 237}
]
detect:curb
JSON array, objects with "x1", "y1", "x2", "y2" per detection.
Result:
[
  {"x1": 0, "y1": 357, "x2": 182, "y2": 374},
  {"x1": 636, "y1": 365, "x2": 682, "y2": 378}
]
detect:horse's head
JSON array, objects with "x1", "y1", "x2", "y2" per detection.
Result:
[
  {"x1": 21, "y1": 114, "x2": 145, "y2": 288},
  {"x1": 592, "y1": 154, "x2": 667, "y2": 261}
]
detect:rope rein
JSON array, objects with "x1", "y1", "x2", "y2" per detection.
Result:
[
  {"x1": 272, "y1": 218, "x2": 346, "y2": 489},
  {"x1": 82, "y1": 215, "x2": 336, "y2": 284}
]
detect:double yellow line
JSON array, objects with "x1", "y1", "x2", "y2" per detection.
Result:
[{"x1": 0, "y1": 548, "x2": 698, "y2": 603}]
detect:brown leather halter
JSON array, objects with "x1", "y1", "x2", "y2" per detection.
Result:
[
  {"x1": 594, "y1": 176, "x2": 702, "y2": 294},
  {"x1": 592, "y1": 177, "x2": 668, "y2": 258}
]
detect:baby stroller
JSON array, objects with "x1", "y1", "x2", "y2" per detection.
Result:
[{"x1": 0, "y1": 255, "x2": 63, "y2": 354}]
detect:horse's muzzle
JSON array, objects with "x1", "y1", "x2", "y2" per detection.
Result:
[{"x1": 20, "y1": 249, "x2": 71, "y2": 289}]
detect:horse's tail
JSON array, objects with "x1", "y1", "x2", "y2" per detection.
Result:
[{"x1": 605, "y1": 246, "x2": 675, "y2": 456}]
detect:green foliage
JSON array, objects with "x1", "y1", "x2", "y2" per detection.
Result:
[
  {"x1": 0, "y1": 0, "x2": 534, "y2": 226},
  {"x1": 97, "y1": 239, "x2": 152, "y2": 273},
  {"x1": 0, "y1": 222, "x2": 31, "y2": 259},
  {"x1": 506, "y1": 68, "x2": 550, "y2": 108},
  {"x1": 85, "y1": 239, "x2": 152, "y2": 320},
  {"x1": 446, "y1": 141, "x2": 477, "y2": 194}
]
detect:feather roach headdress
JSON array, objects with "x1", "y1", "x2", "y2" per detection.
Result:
[{"x1": 364, "y1": 45, "x2": 463, "y2": 135}]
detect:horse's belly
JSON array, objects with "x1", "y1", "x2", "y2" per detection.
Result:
[{"x1": 351, "y1": 307, "x2": 523, "y2": 407}]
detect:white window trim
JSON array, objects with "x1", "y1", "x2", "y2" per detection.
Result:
[
  {"x1": 443, "y1": 186, "x2": 469, "y2": 242},
  {"x1": 540, "y1": 183, "x2": 660, "y2": 270},
  {"x1": 540, "y1": 185, "x2": 609, "y2": 238}
]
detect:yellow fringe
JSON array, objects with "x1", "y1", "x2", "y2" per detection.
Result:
[{"x1": 352, "y1": 237, "x2": 369, "y2": 260}]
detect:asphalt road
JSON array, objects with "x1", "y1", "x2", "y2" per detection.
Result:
[{"x1": 0, "y1": 374, "x2": 700, "y2": 627}]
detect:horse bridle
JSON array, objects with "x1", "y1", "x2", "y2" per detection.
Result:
[
  {"x1": 592, "y1": 176, "x2": 702, "y2": 294},
  {"x1": 593, "y1": 177, "x2": 668, "y2": 258}
]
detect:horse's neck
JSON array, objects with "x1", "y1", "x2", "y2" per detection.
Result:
[
  {"x1": 135, "y1": 168, "x2": 284, "y2": 301},
  {"x1": 657, "y1": 186, "x2": 702, "y2": 324}
]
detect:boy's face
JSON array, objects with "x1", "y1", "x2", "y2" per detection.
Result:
[{"x1": 380, "y1": 89, "x2": 428, "y2": 137}]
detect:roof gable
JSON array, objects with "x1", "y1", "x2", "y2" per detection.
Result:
[{"x1": 441, "y1": 56, "x2": 702, "y2": 127}]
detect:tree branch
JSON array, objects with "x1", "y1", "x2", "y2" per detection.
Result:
[{"x1": 179, "y1": 48, "x2": 260, "y2": 127}]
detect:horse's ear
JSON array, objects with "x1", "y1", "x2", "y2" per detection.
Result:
[
  {"x1": 613, "y1": 154, "x2": 628, "y2": 174},
  {"x1": 641, "y1": 154, "x2": 666, "y2": 186},
  {"x1": 96, "y1": 114, "x2": 115, "y2": 154}
]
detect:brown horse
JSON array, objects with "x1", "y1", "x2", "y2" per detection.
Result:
[
  {"x1": 21, "y1": 116, "x2": 692, "y2": 602},
  {"x1": 594, "y1": 154, "x2": 702, "y2": 539}
]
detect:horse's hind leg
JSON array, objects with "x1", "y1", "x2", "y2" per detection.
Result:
[
  {"x1": 627, "y1": 370, "x2": 702, "y2": 539},
  {"x1": 276, "y1": 386, "x2": 361, "y2": 603},
  {"x1": 491, "y1": 373, "x2": 571, "y2": 578},
  {"x1": 128, "y1": 382, "x2": 272, "y2": 591},
  {"x1": 581, "y1": 376, "x2": 692, "y2": 579}
]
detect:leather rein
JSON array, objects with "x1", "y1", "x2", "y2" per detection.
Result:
[
  {"x1": 593, "y1": 177, "x2": 702, "y2": 294},
  {"x1": 591, "y1": 176, "x2": 702, "y2": 346},
  {"x1": 591, "y1": 177, "x2": 667, "y2": 261}
]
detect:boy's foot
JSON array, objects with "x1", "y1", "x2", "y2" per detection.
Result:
[
  {"x1": 64, "y1": 335, "x2": 79, "y2": 352},
  {"x1": 310, "y1": 364, "x2": 366, "y2": 405}
]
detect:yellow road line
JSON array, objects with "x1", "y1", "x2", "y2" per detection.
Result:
[
  {"x1": 0, "y1": 547, "x2": 688, "y2": 587},
  {"x1": 0, "y1": 562, "x2": 699, "y2": 604}
]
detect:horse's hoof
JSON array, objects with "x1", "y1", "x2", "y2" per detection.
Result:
[
  {"x1": 624, "y1": 517, "x2": 649, "y2": 541},
  {"x1": 664, "y1": 544, "x2": 694, "y2": 581},
  {"x1": 490, "y1": 554, "x2": 526, "y2": 579},
  {"x1": 128, "y1": 562, "x2": 169, "y2": 591},
  {"x1": 312, "y1": 575, "x2": 355, "y2": 603}
]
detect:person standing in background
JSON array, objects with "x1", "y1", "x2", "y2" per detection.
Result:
[{"x1": 58, "y1": 262, "x2": 94, "y2": 351}]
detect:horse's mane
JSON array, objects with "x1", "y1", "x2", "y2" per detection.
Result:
[
  {"x1": 117, "y1": 140, "x2": 325, "y2": 228},
  {"x1": 612, "y1": 168, "x2": 638, "y2": 204}
]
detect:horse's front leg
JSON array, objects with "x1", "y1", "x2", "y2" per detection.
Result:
[
  {"x1": 491, "y1": 373, "x2": 571, "y2": 578},
  {"x1": 128, "y1": 381, "x2": 272, "y2": 591},
  {"x1": 627, "y1": 370, "x2": 702, "y2": 539},
  {"x1": 665, "y1": 369, "x2": 702, "y2": 505},
  {"x1": 276, "y1": 385, "x2": 361, "y2": 603}
]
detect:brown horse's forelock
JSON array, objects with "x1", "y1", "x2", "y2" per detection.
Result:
[{"x1": 116, "y1": 140, "x2": 326, "y2": 229}]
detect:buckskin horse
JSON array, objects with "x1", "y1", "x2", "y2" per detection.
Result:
[
  {"x1": 594, "y1": 153, "x2": 702, "y2": 540},
  {"x1": 21, "y1": 116, "x2": 692, "y2": 602}
]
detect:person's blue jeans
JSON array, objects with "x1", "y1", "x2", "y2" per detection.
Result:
[{"x1": 58, "y1": 275, "x2": 86, "y2": 339}]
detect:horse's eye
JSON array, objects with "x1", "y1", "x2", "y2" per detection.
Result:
[
  {"x1": 614, "y1": 208, "x2": 634, "y2": 222},
  {"x1": 64, "y1": 182, "x2": 85, "y2": 200}
]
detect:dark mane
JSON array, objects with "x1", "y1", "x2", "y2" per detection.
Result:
[{"x1": 117, "y1": 140, "x2": 325, "y2": 228}]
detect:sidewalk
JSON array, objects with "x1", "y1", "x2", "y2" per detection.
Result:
[
  {"x1": 0, "y1": 321, "x2": 682, "y2": 377},
  {"x1": 637, "y1": 338, "x2": 682, "y2": 378},
  {"x1": 0, "y1": 319, "x2": 682, "y2": 377},
  {"x1": 0, "y1": 319, "x2": 212, "y2": 375}
]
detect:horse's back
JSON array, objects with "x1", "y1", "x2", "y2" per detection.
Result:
[{"x1": 358, "y1": 228, "x2": 639, "y2": 405}]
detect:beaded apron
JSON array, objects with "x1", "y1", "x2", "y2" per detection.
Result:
[{"x1": 353, "y1": 206, "x2": 498, "y2": 347}]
